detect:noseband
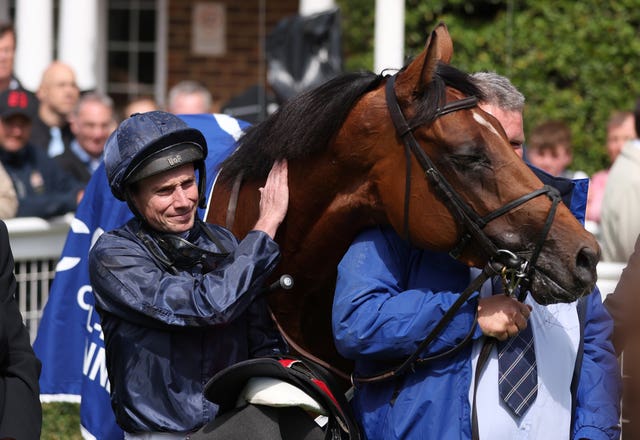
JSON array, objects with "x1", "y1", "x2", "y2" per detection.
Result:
[{"x1": 384, "y1": 74, "x2": 561, "y2": 289}]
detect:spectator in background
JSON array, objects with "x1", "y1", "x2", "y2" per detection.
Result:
[
  {"x1": 0, "y1": 21, "x2": 22, "y2": 92},
  {"x1": 56, "y1": 92, "x2": 115, "y2": 184},
  {"x1": 0, "y1": 88, "x2": 83, "y2": 218},
  {"x1": 122, "y1": 95, "x2": 159, "y2": 120},
  {"x1": 603, "y1": 233, "x2": 640, "y2": 438},
  {"x1": 586, "y1": 111, "x2": 636, "y2": 225},
  {"x1": 0, "y1": 219, "x2": 42, "y2": 439},
  {"x1": 30, "y1": 61, "x2": 80, "y2": 157},
  {"x1": 0, "y1": 162, "x2": 17, "y2": 219},
  {"x1": 600, "y1": 99, "x2": 640, "y2": 262},
  {"x1": 0, "y1": 28, "x2": 16, "y2": 220},
  {"x1": 525, "y1": 120, "x2": 588, "y2": 179},
  {"x1": 167, "y1": 80, "x2": 213, "y2": 114}
]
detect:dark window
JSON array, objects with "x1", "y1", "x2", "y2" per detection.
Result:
[{"x1": 106, "y1": 1, "x2": 157, "y2": 112}]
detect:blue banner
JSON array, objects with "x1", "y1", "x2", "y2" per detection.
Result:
[{"x1": 33, "y1": 113, "x2": 250, "y2": 439}]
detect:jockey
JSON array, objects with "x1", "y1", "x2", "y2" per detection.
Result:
[{"x1": 88, "y1": 111, "x2": 289, "y2": 438}]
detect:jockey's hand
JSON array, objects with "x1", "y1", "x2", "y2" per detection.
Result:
[
  {"x1": 477, "y1": 295, "x2": 532, "y2": 341},
  {"x1": 253, "y1": 159, "x2": 289, "y2": 239}
]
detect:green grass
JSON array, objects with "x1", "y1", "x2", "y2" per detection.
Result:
[{"x1": 42, "y1": 402, "x2": 82, "y2": 440}]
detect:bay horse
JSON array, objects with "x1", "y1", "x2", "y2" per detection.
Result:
[{"x1": 205, "y1": 24, "x2": 599, "y2": 375}]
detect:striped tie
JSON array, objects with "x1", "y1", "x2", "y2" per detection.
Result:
[{"x1": 494, "y1": 278, "x2": 538, "y2": 417}]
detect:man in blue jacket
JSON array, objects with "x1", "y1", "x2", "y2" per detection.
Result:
[
  {"x1": 332, "y1": 72, "x2": 621, "y2": 440},
  {"x1": 89, "y1": 111, "x2": 289, "y2": 438}
]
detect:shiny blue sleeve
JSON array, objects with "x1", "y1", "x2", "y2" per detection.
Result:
[
  {"x1": 90, "y1": 229, "x2": 281, "y2": 327},
  {"x1": 332, "y1": 226, "x2": 482, "y2": 361},
  {"x1": 573, "y1": 288, "x2": 622, "y2": 440}
]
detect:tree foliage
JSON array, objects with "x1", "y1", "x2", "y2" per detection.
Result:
[{"x1": 336, "y1": 0, "x2": 640, "y2": 174}]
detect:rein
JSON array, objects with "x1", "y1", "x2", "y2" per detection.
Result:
[
  {"x1": 225, "y1": 171, "x2": 244, "y2": 230},
  {"x1": 269, "y1": 307, "x2": 352, "y2": 382}
]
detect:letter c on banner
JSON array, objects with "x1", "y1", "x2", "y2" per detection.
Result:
[{"x1": 77, "y1": 284, "x2": 93, "y2": 311}]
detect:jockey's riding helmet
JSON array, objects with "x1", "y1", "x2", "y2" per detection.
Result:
[{"x1": 104, "y1": 110, "x2": 208, "y2": 208}]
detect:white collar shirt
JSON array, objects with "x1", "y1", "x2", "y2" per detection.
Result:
[{"x1": 468, "y1": 268, "x2": 579, "y2": 440}]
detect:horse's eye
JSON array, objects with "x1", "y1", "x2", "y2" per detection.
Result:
[{"x1": 449, "y1": 153, "x2": 491, "y2": 172}]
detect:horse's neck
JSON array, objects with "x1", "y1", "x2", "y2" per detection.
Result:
[
  {"x1": 207, "y1": 164, "x2": 384, "y2": 265},
  {"x1": 207, "y1": 178, "x2": 260, "y2": 236},
  {"x1": 278, "y1": 165, "x2": 386, "y2": 282}
]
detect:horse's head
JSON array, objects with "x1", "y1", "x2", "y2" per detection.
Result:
[{"x1": 350, "y1": 23, "x2": 599, "y2": 304}]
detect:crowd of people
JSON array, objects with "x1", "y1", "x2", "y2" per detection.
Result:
[
  {"x1": 0, "y1": 21, "x2": 217, "y2": 222},
  {"x1": 2, "y1": 14, "x2": 640, "y2": 440}
]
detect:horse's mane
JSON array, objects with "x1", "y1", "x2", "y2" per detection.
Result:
[
  {"x1": 218, "y1": 63, "x2": 483, "y2": 183},
  {"x1": 218, "y1": 71, "x2": 384, "y2": 182}
]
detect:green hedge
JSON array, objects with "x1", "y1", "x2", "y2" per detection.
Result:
[
  {"x1": 42, "y1": 402, "x2": 82, "y2": 439},
  {"x1": 337, "y1": 0, "x2": 640, "y2": 175}
]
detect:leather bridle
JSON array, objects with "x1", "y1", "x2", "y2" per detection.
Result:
[
  {"x1": 385, "y1": 73, "x2": 561, "y2": 269},
  {"x1": 348, "y1": 74, "x2": 563, "y2": 385}
]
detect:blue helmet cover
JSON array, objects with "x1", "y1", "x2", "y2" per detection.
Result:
[{"x1": 105, "y1": 111, "x2": 208, "y2": 201}]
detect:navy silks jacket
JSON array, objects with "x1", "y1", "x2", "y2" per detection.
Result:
[{"x1": 89, "y1": 218, "x2": 286, "y2": 433}]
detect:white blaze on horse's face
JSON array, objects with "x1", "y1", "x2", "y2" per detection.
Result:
[{"x1": 471, "y1": 111, "x2": 501, "y2": 138}]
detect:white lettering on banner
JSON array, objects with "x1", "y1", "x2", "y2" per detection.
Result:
[
  {"x1": 83, "y1": 340, "x2": 110, "y2": 391},
  {"x1": 78, "y1": 283, "x2": 111, "y2": 392},
  {"x1": 83, "y1": 342, "x2": 96, "y2": 375},
  {"x1": 94, "y1": 322, "x2": 104, "y2": 340},
  {"x1": 85, "y1": 304, "x2": 97, "y2": 333},
  {"x1": 77, "y1": 284, "x2": 93, "y2": 311}
]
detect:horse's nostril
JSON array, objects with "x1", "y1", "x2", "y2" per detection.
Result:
[{"x1": 575, "y1": 246, "x2": 598, "y2": 285}]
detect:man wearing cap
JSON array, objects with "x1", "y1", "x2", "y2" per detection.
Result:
[
  {"x1": 89, "y1": 110, "x2": 289, "y2": 439},
  {"x1": 0, "y1": 88, "x2": 83, "y2": 218}
]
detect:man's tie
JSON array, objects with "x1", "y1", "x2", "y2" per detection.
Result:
[{"x1": 494, "y1": 278, "x2": 538, "y2": 417}]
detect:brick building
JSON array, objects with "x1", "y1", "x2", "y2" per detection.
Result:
[{"x1": 6, "y1": 0, "x2": 310, "y2": 116}]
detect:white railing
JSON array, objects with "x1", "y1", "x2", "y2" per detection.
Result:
[{"x1": 7, "y1": 214, "x2": 73, "y2": 343}]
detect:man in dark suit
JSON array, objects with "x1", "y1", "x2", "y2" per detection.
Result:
[{"x1": 0, "y1": 219, "x2": 42, "y2": 439}]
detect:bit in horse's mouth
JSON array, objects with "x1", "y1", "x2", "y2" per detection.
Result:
[{"x1": 529, "y1": 267, "x2": 591, "y2": 305}]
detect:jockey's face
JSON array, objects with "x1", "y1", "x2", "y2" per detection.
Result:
[{"x1": 131, "y1": 163, "x2": 199, "y2": 234}]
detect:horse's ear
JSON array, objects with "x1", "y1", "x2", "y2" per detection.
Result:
[
  {"x1": 395, "y1": 23, "x2": 453, "y2": 95},
  {"x1": 432, "y1": 23, "x2": 453, "y2": 64}
]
